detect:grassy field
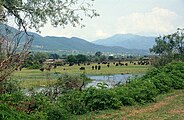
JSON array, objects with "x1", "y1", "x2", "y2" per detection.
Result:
[
  {"x1": 13, "y1": 62, "x2": 150, "y2": 88},
  {"x1": 72, "y1": 89, "x2": 184, "y2": 120}
]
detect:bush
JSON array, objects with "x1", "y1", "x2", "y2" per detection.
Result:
[
  {"x1": 83, "y1": 88, "x2": 121, "y2": 111},
  {"x1": 0, "y1": 78, "x2": 21, "y2": 94},
  {"x1": 0, "y1": 104, "x2": 30, "y2": 120},
  {"x1": 151, "y1": 73, "x2": 173, "y2": 93},
  {"x1": 115, "y1": 79, "x2": 158, "y2": 105},
  {"x1": 59, "y1": 90, "x2": 87, "y2": 115},
  {"x1": 59, "y1": 87, "x2": 121, "y2": 115},
  {"x1": 46, "y1": 106, "x2": 69, "y2": 120}
]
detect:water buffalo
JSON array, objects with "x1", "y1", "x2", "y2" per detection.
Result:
[{"x1": 80, "y1": 67, "x2": 85, "y2": 70}]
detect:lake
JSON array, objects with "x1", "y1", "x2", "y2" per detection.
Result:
[
  {"x1": 24, "y1": 74, "x2": 141, "y2": 95},
  {"x1": 86, "y1": 74, "x2": 133, "y2": 88}
]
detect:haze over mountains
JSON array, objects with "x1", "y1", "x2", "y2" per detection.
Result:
[
  {"x1": 93, "y1": 34, "x2": 156, "y2": 50},
  {"x1": 31, "y1": 34, "x2": 148, "y2": 55},
  {"x1": 0, "y1": 24, "x2": 156, "y2": 55}
]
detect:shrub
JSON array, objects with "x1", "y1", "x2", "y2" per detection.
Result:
[
  {"x1": 0, "y1": 78, "x2": 21, "y2": 94},
  {"x1": 0, "y1": 104, "x2": 30, "y2": 120},
  {"x1": 59, "y1": 87, "x2": 121, "y2": 115},
  {"x1": 83, "y1": 88, "x2": 121, "y2": 111},
  {"x1": 114, "y1": 86, "x2": 136, "y2": 106},
  {"x1": 59, "y1": 90, "x2": 87, "y2": 115},
  {"x1": 46, "y1": 106, "x2": 69, "y2": 120},
  {"x1": 151, "y1": 73, "x2": 173, "y2": 93}
]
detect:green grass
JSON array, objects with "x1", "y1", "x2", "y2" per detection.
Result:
[
  {"x1": 72, "y1": 89, "x2": 184, "y2": 120},
  {"x1": 13, "y1": 62, "x2": 150, "y2": 88}
]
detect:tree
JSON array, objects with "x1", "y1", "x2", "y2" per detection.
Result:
[
  {"x1": 95, "y1": 51, "x2": 102, "y2": 57},
  {"x1": 108, "y1": 56, "x2": 114, "y2": 61},
  {"x1": 99, "y1": 55, "x2": 106, "y2": 62},
  {"x1": 66, "y1": 55, "x2": 77, "y2": 63},
  {"x1": 23, "y1": 52, "x2": 48, "y2": 69},
  {"x1": 150, "y1": 28, "x2": 184, "y2": 67},
  {"x1": 150, "y1": 28, "x2": 184, "y2": 56},
  {"x1": 76, "y1": 54, "x2": 87, "y2": 63},
  {"x1": 0, "y1": 0, "x2": 99, "y2": 31},
  {"x1": 49, "y1": 53, "x2": 60, "y2": 59},
  {"x1": 0, "y1": 0, "x2": 98, "y2": 84}
]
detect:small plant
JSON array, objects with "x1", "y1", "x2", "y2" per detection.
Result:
[{"x1": 97, "y1": 82, "x2": 109, "y2": 89}]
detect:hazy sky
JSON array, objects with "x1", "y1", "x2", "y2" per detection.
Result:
[{"x1": 36, "y1": 0, "x2": 184, "y2": 41}]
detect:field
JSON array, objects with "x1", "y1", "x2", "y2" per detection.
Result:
[
  {"x1": 73, "y1": 89, "x2": 184, "y2": 120},
  {"x1": 13, "y1": 62, "x2": 150, "y2": 88}
]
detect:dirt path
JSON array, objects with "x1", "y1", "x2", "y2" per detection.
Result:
[
  {"x1": 95, "y1": 91, "x2": 184, "y2": 120},
  {"x1": 121, "y1": 93, "x2": 183, "y2": 120}
]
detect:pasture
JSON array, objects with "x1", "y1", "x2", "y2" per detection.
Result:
[{"x1": 13, "y1": 62, "x2": 150, "y2": 88}]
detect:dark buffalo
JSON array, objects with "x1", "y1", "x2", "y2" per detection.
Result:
[
  {"x1": 98, "y1": 65, "x2": 101, "y2": 70},
  {"x1": 40, "y1": 68, "x2": 44, "y2": 72},
  {"x1": 80, "y1": 67, "x2": 85, "y2": 70},
  {"x1": 95, "y1": 65, "x2": 98, "y2": 70}
]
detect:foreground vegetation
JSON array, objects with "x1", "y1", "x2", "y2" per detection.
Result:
[
  {"x1": 0, "y1": 61, "x2": 184, "y2": 120},
  {"x1": 74, "y1": 89, "x2": 184, "y2": 120}
]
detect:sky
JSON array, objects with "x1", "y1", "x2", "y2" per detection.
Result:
[{"x1": 29, "y1": 0, "x2": 184, "y2": 41}]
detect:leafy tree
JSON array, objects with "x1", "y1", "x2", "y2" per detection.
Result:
[
  {"x1": 66, "y1": 55, "x2": 77, "y2": 63},
  {"x1": 150, "y1": 28, "x2": 184, "y2": 66},
  {"x1": 99, "y1": 55, "x2": 106, "y2": 62},
  {"x1": 76, "y1": 54, "x2": 87, "y2": 63},
  {"x1": 95, "y1": 51, "x2": 102, "y2": 57},
  {"x1": 108, "y1": 56, "x2": 114, "y2": 60},
  {"x1": 23, "y1": 52, "x2": 48, "y2": 69},
  {"x1": 0, "y1": 0, "x2": 99, "y2": 31},
  {"x1": 150, "y1": 28, "x2": 184, "y2": 56},
  {"x1": 49, "y1": 53, "x2": 60, "y2": 59}
]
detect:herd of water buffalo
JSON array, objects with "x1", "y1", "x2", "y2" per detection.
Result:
[{"x1": 38, "y1": 60, "x2": 150, "y2": 72}]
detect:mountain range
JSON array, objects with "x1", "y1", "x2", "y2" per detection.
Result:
[
  {"x1": 93, "y1": 34, "x2": 156, "y2": 50},
  {"x1": 0, "y1": 24, "x2": 155, "y2": 55},
  {"x1": 31, "y1": 34, "x2": 148, "y2": 55}
]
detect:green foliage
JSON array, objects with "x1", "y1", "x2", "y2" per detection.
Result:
[
  {"x1": 0, "y1": 78, "x2": 21, "y2": 94},
  {"x1": 76, "y1": 54, "x2": 88, "y2": 63},
  {"x1": 97, "y1": 82, "x2": 109, "y2": 89},
  {"x1": 66, "y1": 55, "x2": 77, "y2": 63},
  {"x1": 1, "y1": 61, "x2": 184, "y2": 119},
  {"x1": 59, "y1": 87, "x2": 121, "y2": 115},
  {"x1": 0, "y1": 104, "x2": 30, "y2": 120},
  {"x1": 59, "y1": 90, "x2": 87, "y2": 115},
  {"x1": 83, "y1": 88, "x2": 121, "y2": 111},
  {"x1": 23, "y1": 52, "x2": 48, "y2": 69},
  {"x1": 49, "y1": 53, "x2": 60, "y2": 59},
  {"x1": 0, "y1": 0, "x2": 99, "y2": 31},
  {"x1": 56, "y1": 74, "x2": 84, "y2": 93},
  {"x1": 150, "y1": 28, "x2": 184, "y2": 67},
  {"x1": 115, "y1": 61, "x2": 184, "y2": 106},
  {"x1": 46, "y1": 105, "x2": 69, "y2": 120},
  {"x1": 150, "y1": 62, "x2": 184, "y2": 90},
  {"x1": 150, "y1": 28, "x2": 184, "y2": 56},
  {"x1": 95, "y1": 51, "x2": 102, "y2": 57},
  {"x1": 108, "y1": 56, "x2": 114, "y2": 60},
  {"x1": 66, "y1": 54, "x2": 89, "y2": 63}
]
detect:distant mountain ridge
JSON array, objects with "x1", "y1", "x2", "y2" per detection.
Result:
[
  {"x1": 0, "y1": 24, "x2": 149, "y2": 55},
  {"x1": 31, "y1": 35, "x2": 148, "y2": 54},
  {"x1": 93, "y1": 34, "x2": 156, "y2": 50}
]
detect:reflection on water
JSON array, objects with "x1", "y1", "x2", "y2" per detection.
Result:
[
  {"x1": 23, "y1": 74, "x2": 142, "y2": 95},
  {"x1": 86, "y1": 74, "x2": 133, "y2": 88}
]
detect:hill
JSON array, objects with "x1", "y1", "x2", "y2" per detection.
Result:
[
  {"x1": 31, "y1": 35, "x2": 148, "y2": 55},
  {"x1": 0, "y1": 24, "x2": 149, "y2": 55},
  {"x1": 93, "y1": 34, "x2": 156, "y2": 50}
]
